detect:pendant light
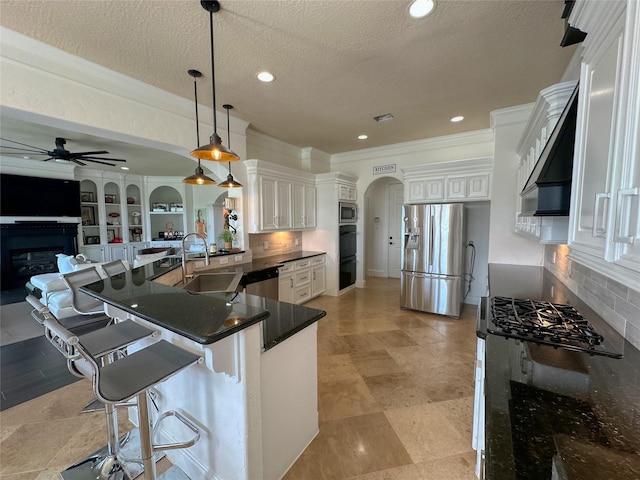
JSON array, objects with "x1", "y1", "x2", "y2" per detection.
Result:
[
  {"x1": 218, "y1": 104, "x2": 243, "y2": 188},
  {"x1": 190, "y1": 0, "x2": 240, "y2": 162},
  {"x1": 184, "y1": 69, "x2": 216, "y2": 185}
]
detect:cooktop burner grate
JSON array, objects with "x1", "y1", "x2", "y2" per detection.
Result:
[{"x1": 488, "y1": 296, "x2": 621, "y2": 358}]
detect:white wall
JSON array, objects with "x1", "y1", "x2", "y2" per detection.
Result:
[
  {"x1": 488, "y1": 105, "x2": 545, "y2": 265},
  {"x1": 464, "y1": 202, "x2": 491, "y2": 304}
]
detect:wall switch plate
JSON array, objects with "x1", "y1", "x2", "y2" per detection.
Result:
[
  {"x1": 263, "y1": 241, "x2": 269, "y2": 250},
  {"x1": 568, "y1": 260, "x2": 572, "y2": 277},
  {"x1": 294, "y1": 238, "x2": 299, "y2": 246},
  {"x1": 220, "y1": 257, "x2": 229, "y2": 265},
  {"x1": 235, "y1": 255, "x2": 242, "y2": 262},
  {"x1": 552, "y1": 252, "x2": 557, "y2": 264}
]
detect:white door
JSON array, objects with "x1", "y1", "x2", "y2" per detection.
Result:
[{"x1": 388, "y1": 183, "x2": 404, "y2": 278}]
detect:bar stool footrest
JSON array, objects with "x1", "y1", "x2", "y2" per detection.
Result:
[{"x1": 152, "y1": 410, "x2": 201, "y2": 452}]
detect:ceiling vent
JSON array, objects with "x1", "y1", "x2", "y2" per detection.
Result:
[{"x1": 373, "y1": 113, "x2": 394, "y2": 123}]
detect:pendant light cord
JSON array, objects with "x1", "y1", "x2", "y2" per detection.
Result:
[
  {"x1": 209, "y1": 10, "x2": 217, "y2": 134},
  {"x1": 193, "y1": 75, "x2": 200, "y2": 145},
  {"x1": 226, "y1": 104, "x2": 231, "y2": 173}
]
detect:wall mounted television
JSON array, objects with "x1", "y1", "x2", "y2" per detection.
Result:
[{"x1": 0, "y1": 173, "x2": 81, "y2": 217}]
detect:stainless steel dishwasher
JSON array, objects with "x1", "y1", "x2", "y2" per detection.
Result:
[{"x1": 241, "y1": 266, "x2": 280, "y2": 300}]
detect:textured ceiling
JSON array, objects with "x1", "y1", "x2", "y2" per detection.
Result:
[{"x1": 0, "y1": 0, "x2": 577, "y2": 171}]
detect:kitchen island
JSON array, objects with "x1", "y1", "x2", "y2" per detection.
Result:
[
  {"x1": 477, "y1": 264, "x2": 640, "y2": 479},
  {"x1": 81, "y1": 266, "x2": 326, "y2": 480}
]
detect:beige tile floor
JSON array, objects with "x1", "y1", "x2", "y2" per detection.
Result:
[{"x1": 0, "y1": 277, "x2": 478, "y2": 480}]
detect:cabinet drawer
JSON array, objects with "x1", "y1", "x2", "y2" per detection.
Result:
[
  {"x1": 279, "y1": 263, "x2": 294, "y2": 274},
  {"x1": 294, "y1": 270, "x2": 311, "y2": 285},
  {"x1": 311, "y1": 255, "x2": 325, "y2": 265},
  {"x1": 295, "y1": 259, "x2": 311, "y2": 270},
  {"x1": 294, "y1": 284, "x2": 312, "y2": 303}
]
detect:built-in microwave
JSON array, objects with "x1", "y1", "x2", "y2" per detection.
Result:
[{"x1": 339, "y1": 202, "x2": 357, "y2": 223}]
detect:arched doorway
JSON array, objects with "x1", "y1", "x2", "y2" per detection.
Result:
[{"x1": 363, "y1": 177, "x2": 404, "y2": 279}]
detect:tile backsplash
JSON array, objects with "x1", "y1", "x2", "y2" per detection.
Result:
[
  {"x1": 545, "y1": 244, "x2": 640, "y2": 350},
  {"x1": 249, "y1": 232, "x2": 303, "y2": 259}
]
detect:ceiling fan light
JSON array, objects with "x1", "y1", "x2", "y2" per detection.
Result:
[
  {"x1": 191, "y1": 133, "x2": 240, "y2": 162},
  {"x1": 183, "y1": 164, "x2": 216, "y2": 185}
]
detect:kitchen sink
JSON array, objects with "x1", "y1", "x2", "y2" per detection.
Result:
[{"x1": 183, "y1": 271, "x2": 244, "y2": 293}]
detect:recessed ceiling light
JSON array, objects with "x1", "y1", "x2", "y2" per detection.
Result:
[
  {"x1": 450, "y1": 116, "x2": 464, "y2": 123},
  {"x1": 120, "y1": 166, "x2": 129, "y2": 170},
  {"x1": 358, "y1": 134, "x2": 368, "y2": 140},
  {"x1": 409, "y1": 0, "x2": 435, "y2": 19},
  {"x1": 257, "y1": 71, "x2": 275, "y2": 83},
  {"x1": 22, "y1": 156, "x2": 31, "y2": 159}
]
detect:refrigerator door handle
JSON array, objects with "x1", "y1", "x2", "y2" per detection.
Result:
[{"x1": 429, "y1": 212, "x2": 435, "y2": 269}]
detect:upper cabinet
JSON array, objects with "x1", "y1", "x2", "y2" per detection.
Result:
[
  {"x1": 402, "y1": 158, "x2": 492, "y2": 204},
  {"x1": 244, "y1": 160, "x2": 316, "y2": 233},
  {"x1": 568, "y1": 0, "x2": 640, "y2": 284}
]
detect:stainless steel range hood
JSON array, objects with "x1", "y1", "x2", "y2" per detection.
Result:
[{"x1": 520, "y1": 85, "x2": 579, "y2": 216}]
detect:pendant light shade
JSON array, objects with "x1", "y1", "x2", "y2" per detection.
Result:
[
  {"x1": 184, "y1": 69, "x2": 216, "y2": 185},
  {"x1": 218, "y1": 104, "x2": 243, "y2": 188},
  {"x1": 191, "y1": 0, "x2": 240, "y2": 163}
]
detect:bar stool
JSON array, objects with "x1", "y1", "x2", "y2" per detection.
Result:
[
  {"x1": 61, "y1": 266, "x2": 109, "y2": 316},
  {"x1": 101, "y1": 260, "x2": 129, "y2": 277},
  {"x1": 41, "y1": 306, "x2": 202, "y2": 480},
  {"x1": 27, "y1": 296, "x2": 156, "y2": 480}
]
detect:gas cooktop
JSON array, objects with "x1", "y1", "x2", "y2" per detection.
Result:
[{"x1": 489, "y1": 296, "x2": 623, "y2": 358}]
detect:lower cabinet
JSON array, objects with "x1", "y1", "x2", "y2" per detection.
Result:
[
  {"x1": 81, "y1": 242, "x2": 150, "y2": 265},
  {"x1": 278, "y1": 255, "x2": 325, "y2": 304}
]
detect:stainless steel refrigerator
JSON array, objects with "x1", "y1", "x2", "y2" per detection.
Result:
[{"x1": 401, "y1": 203, "x2": 464, "y2": 318}]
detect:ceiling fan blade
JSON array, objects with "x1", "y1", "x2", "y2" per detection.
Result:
[
  {"x1": 0, "y1": 137, "x2": 49, "y2": 152},
  {"x1": 0, "y1": 149, "x2": 50, "y2": 155},
  {"x1": 83, "y1": 158, "x2": 117, "y2": 167},
  {"x1": 71, "y1": 159, "x2": 87, "y2": 166},
  {"x1": 80, "y1": 156, "x2": 127, "y2": 163},
  {"x1": 71, "y1": 150, "x2": 109, "y2": 155}
]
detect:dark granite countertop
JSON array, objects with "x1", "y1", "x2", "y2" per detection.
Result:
[
  {"x1": 481, "y1": 264, "x2": 640, "y2": 480},
  {"x1": 81, "y1": 266, "x2": 326, "y2": 349}
]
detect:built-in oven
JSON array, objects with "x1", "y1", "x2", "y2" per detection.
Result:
[
  {"x1": 339, "y1": 225, "x2": 356, "y2": 289},
  {"x1": 339, "y1": 202, "x2": 358, "y2": 224}
]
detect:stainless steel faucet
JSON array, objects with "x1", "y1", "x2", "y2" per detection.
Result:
[{"x1": 181, "y1": 232, "x2": 210, "y2": 285}]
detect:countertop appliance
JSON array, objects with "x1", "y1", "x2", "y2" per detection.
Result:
[
  {"x1": 339, "y1": 201, "x2": 357, "y2": 223},
  {"x1": 401, "y1": 203, "x2": 464, "y2": 317},
  {"x1": 488, "y1": 296, "x2": 622, "y2": 358}
]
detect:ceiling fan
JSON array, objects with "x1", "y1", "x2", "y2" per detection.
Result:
[{"x1": 0, "y1": 137, "x2": 127, "y2": 166}]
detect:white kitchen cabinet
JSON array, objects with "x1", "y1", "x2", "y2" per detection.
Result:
[
  {"x1": 292, "y1": 183, "x2": 316, "y2": 229},
  {"x1": 81, "y1": 245, "x2": 108, "y2": 263},
  {"x1": 311, "y1": 255, "x2": 326, "y2": 297},
  {"x1": 108, "y1": 243, "x2": 128, "y2": 262},
  {"x1": 128, "y1": 242, "x2": 150, "y2": 261},
  {"x1": 338, "y1": 184, "x2": 357, "y2": 201},
  {"x1": 258, "y1": 176, "x2": 291, "y2": 231},
  {"x1": 568, "y1": 1, "x2": 640, "y2": 283},
  {"x1": 278, "y1": 262, "x2": 295, "y2": 303},
  {"x1": 402, "y1": 158, "x2": 492, "y2": 204},
  {"x1": 277, "y1": 255, "x2": 325, "y2": 304},
  {"x1": 245, "y1": 160, "x2": 316, "y2": 233}
]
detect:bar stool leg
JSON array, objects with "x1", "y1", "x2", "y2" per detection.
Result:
[{"x1": 137, "y1": 391, "x2": 157, "y2": 480}]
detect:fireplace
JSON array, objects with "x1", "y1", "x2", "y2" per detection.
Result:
[{"x1": 1, "y1": 222, "x2": 78, "y2": 290}]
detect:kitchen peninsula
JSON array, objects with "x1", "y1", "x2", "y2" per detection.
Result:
[
  {"x1": 81, "y1": 264, "x2": 326, "y2": 480},
  {"x1": 476, "y1": 265, "x2": 640, "y2": 479}
]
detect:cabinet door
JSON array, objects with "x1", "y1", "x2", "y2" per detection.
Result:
[
  {"x1": 81, "y1": 245, "x2": 108, "y2": 263},
  {"x1": 311, "y1": 264, "x2": 326, "y2": 297},
  {"x1": 292, "y1": 183, "x2": 305, "y2": 229},
  {"x1": 446, "y1": 176, "x2": 467, "y2": 200},
  {"x1": 260, "y1": 177, "x2": 278, "y2": 231},
  {"x1": 109, "y1": 244, "x2": 128, "y2": 262},
  {"x1": 304, "y1": 185, "x2": 316, "y2": 228},
  {"x1": 467, "y1": 174, "x2": 490, "y2": 199},
  {"x1": 425, "y1": 178, "x2": 445, "y2": 201},
  {"x1": 278, "y1": 273, "x2": 295, "y2": 303},
  {"x1": 276, "y1": 180, "x2": 292, "y2": 229},
  {"x1": 570, "y1": 31, "x2": 623, "y2": 258}
]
